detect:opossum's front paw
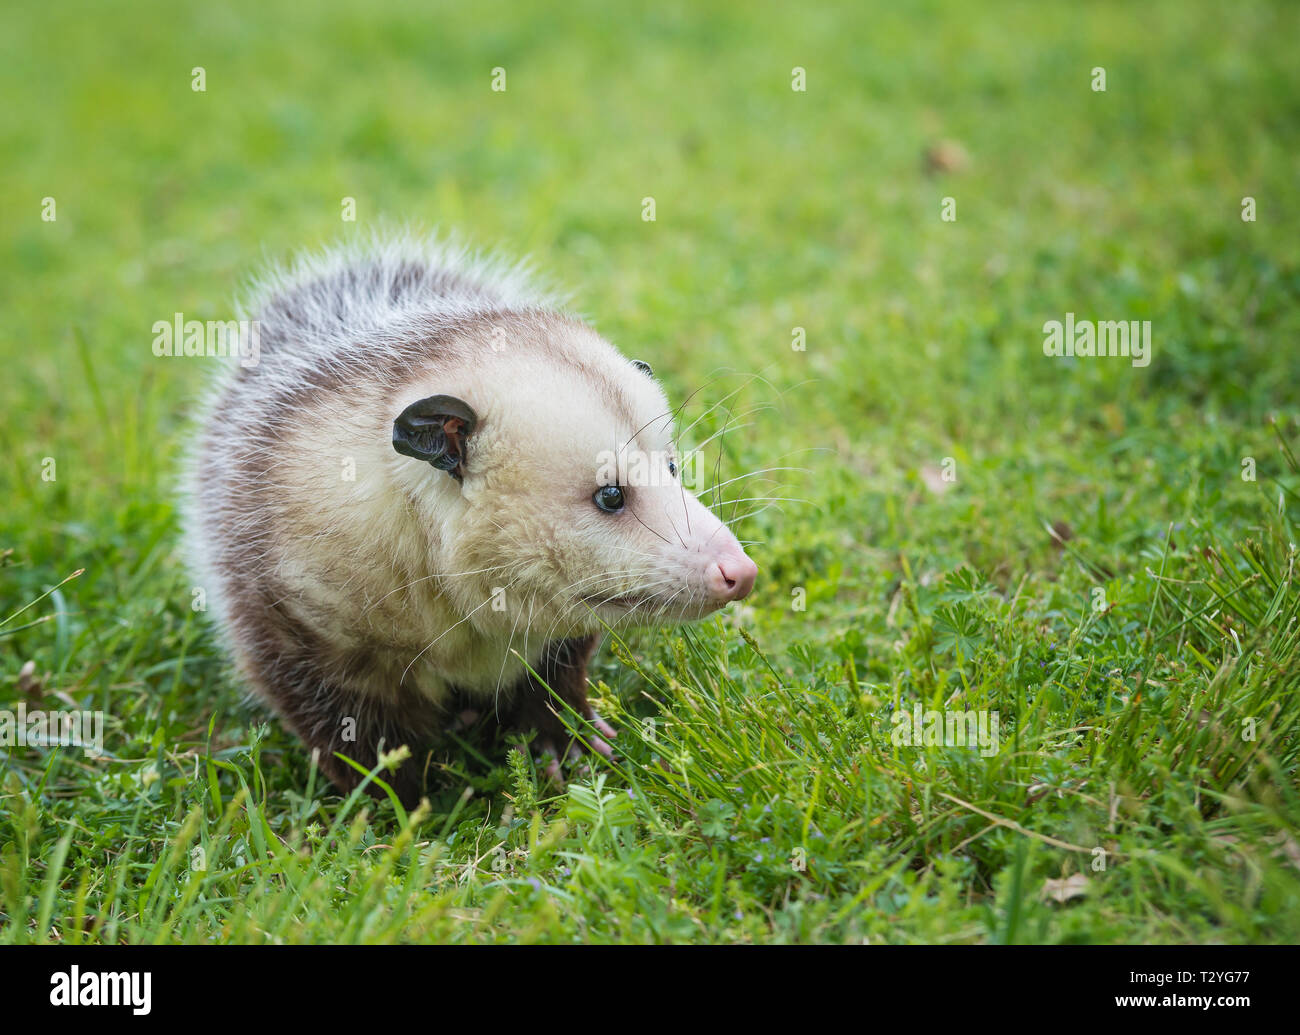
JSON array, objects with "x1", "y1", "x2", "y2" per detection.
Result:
[{"x1": 535, "y1": 708, "x2": 617, "y2": 783}]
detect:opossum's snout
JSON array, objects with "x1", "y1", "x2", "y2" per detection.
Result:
[
  {"x1": 609, "y1": 482, "x2": 759, "y2": 621},
  {"x1": 682, "y1": 502, "x2": 757, "y2": 614},
  {"x1": 706, "y1": 541, "x2": 758, "y2": 603}
]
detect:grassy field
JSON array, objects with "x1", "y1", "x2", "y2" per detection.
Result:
[{"x1": 2, "y1": 0, "x2": 1299, "y2": 944}]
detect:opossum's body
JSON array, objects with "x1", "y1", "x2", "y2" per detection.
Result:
[{"x1": 183, "y1": 234, "x2": 756, "y2": 805}]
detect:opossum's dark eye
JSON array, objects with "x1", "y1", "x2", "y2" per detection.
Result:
[{"x1": 593, "y1": 485, "x2": 625, "y2": 513}]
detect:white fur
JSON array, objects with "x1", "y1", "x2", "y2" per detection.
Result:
[{"x1": 180, "y1": 231, "x2": 750, "y2": 712}]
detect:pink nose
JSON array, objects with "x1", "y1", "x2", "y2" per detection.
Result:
[{"x1": 706, "y1": 549, "x2": 758, "y2": 603}]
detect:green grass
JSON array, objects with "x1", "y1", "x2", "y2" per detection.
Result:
[{"x1": 3, "y1": 0, "x2": 1300, "y2": 943}]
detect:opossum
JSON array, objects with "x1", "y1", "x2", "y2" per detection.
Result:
[{"x1": 181, "y1": 233, "x2": 757, "y2": 806}]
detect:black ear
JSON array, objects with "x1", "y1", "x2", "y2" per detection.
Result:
[
  {"x1": 631, "y1": 359, "x2": 654, "y2": 377},
  {"x1": 392, "y1": 395, "x2": 478, "y2": 482}
]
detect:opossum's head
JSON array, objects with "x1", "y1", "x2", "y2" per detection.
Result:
[{"x1": 391, "y1": 314, "x2": 757, "y2": 637}]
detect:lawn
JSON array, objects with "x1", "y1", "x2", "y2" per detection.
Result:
[{"x1": 2, "y1": 0, "x2": 1299, "y2": 943}]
